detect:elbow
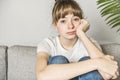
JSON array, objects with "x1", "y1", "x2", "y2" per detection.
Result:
[
  {"x1": 37, "y1": 77, "x2": 44, "y2": 80},
  {"x1": 37, "y1": 76, "x2": 50, "y2": 80},
  {"x1": 37, "y1": 71, "x2": 49, "y2": 80},
  {"x1": 37, "y1": 73, "x2": 55, "y2": 80},
  {"x1": 36, "y1": 73, "x2": 44, "y2": 80}
]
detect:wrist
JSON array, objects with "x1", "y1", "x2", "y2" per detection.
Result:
[
  {"x1": 92, "y1": 58, "x2": 101, "y2": 70},
  {"x1": 89, "y1": 58, "x2": 99, "y2": 70},
  {"x1": 77, "y1": 30, "x2": 87, "y2": 40}
]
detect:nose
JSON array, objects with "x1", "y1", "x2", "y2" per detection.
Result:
[{"x1": 68, "y1": 20, "x2": 74, "y2": 29}]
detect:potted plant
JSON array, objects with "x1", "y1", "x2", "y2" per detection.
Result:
[{"x1": 97, "y1": 0, "x2": 120, "y2": 33}]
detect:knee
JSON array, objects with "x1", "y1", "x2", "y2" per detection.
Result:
[
  {"x1": 48, "y1": 55, "x2": 69, "y2": 64},
  {"x1": 79, "y1": 56, "x2": 90, "y2": 61},
  {"x1": 79, "y1": 70, "x2": 103, "y2": 80}
]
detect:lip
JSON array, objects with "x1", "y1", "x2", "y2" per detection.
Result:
[{"x1": 67, "y1": 31, "x2": 76, "y2": 35}]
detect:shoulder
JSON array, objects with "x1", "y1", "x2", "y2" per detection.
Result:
[
  {"x1": 37, "y1": 36, "x2": 58, "y2": 53},
  {"x1": 38, "y1": 36, "x2": 57, "y2": 46},
  {"x1": 44, "y1": 36, "x2": 57, "y2": 44}
]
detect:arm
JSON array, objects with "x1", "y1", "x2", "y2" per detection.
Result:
[
  {"x1": 76, "y1": 19, "x2": 119, "y2": 79},
  {"x1": 36, "y1": 52, "x2": 103, "y2": 80},
  {"x1": 76, "y1": 19, "x2": 104, "y2": 58}
]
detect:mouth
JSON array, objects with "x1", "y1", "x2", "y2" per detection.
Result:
[{"x1": 67, "y1": 31, "x2": 76, "y2": 35}]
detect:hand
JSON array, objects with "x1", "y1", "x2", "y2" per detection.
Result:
[
  {"x1": 99, "y1": 55, "x2": 115, "y2": 80},
  {"x1": 99, "y1": 71, "x2": 113, "y2": 80},
  {"x1": 97, "y1": 55, "x2": 119, "y2": 79},
  {"x1": 76, "y1": 19, "x2": 90, "y2": 34},
  {"x1": 104, "y1": 55, "x2": 119, "y2": 79}
]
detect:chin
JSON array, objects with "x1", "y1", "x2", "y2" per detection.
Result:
[{"x1": 67, "y1": 35, "x2": 77, "y2": 40}]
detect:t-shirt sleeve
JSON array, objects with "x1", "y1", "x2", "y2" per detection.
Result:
[{"x1": 37, "y1": 40, "x2": 51, "y2": 55}]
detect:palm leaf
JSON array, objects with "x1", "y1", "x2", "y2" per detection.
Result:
[
  {"x1": 97, "y1": 0, "x2": 120, "y2": 33},
  {"x1": 107, "y1": 16, "x2": 120, "y2": 25},
  {"x1": 100, "y1": 4, "x2": 119, "y2": 16}
]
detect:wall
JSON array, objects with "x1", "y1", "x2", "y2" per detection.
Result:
[{"x1": 0, "y1": 0, "x2": 120, "y2": 46}]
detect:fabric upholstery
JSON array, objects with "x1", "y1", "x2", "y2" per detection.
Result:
[
  {"x1": 7, "y1": 45, "x2": 37, "y2": 80},
  {"x1": 0, "y1": 46, "x2": 7, "y2": 80},
  {"x1": 0, "y1": 43, "x2": 120, "y2": 80}
]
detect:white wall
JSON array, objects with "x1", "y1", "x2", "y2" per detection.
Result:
[{"x1": 0, "y1": 0, "x2": 120, "y2": 46}]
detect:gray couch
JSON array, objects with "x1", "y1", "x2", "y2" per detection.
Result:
[{"x1": 0, "y1": 43, "x2": 120, "y2": 80}]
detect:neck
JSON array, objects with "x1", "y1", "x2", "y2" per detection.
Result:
[{"x1": 59, "y1": 36, "x2": 78, "y2": 50}]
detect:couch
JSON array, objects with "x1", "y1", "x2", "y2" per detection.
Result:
[{"x1": 0, "y1": 43, "x2": 120, "y2": 80}]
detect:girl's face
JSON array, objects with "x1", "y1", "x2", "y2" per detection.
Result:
[{"x1": 55, "y1": 14, "x2": 81, "y2": 40}]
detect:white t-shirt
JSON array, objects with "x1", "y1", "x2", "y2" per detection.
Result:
[{"x1": 37, "y1": 36, "x2": 102, "y2": 62}]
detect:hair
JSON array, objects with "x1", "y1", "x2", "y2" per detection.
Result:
[{"x1": 52, "y1": 0, "x2": 84, "y2": 25}]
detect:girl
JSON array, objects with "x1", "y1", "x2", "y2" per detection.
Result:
[{"x1": 36, "y1": 0, "x2": 119, "y2": 80}]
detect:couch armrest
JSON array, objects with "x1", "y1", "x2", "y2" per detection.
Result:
[{"x1": 0, "y1": 46, "x2": 7, "y2": 80}]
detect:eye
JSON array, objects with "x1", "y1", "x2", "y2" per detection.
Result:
[
  {"x1": 60, "y1": 19, "x2": 66, "y2": 24},
  {"x1": 73, "y1": 17, "x2": 80, "y2": 21}
]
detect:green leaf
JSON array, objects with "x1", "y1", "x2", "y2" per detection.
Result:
[
  {"x1": 107, "y1": 16, "x2": 120, "y2": 24},
  {"x1": 101, "y1": 8, "x2": 120, "y2": 17},
  {"x1": 97, "y1": 0, "x2": 120, "y2": 33},
  {"x1": 111, "y1": 22, "x2": 120, "y2": 28},
  {"x1": 117, "y1": 28, "x2": 120, "y2": 32},
  {"x1": 109, "y1": 19, "x2": 120, "y2": 26},
  {"x1": 105, "y1": 14, "x2": 116, "y2": 21},
  {"x1": 97, "y1": 1, "x2": 112, "y2": 8},
  {"x1": 100, "y1": 3, "x2": 118, "y2": 14},
  {"x1": 110, "y1": 20, "x2": 120, "y2": 27},
  {"x1": 97, "y1": 0, "x2": 109, "y2": 5}
]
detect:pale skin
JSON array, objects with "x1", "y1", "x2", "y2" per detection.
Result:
[
  {"x1": 36, "y1": 14, "x2": 119, "y2": 80},
  {"x1": 76, "y1": 19, "x2": 119, "y2": 80}
]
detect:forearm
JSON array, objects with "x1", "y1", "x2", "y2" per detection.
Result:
[
  {"x1": 39, "y1": 59, "x2": 97, "y2": 80},
  {"x1": 76, "y1": 20, "x2": 117, "y2": 79},
  {"x1": 78, "y1": 31, "x2": 104, "y2": 58},
  {"x1": 77, "y1": 30, "x2": 113, "y2": 79}
]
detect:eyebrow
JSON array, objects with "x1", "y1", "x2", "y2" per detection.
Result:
[{"x1": 64, "y1": 16, "x2": 79, "y2": 19}]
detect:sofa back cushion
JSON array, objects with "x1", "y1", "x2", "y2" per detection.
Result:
[
  {"x1": 101, "y1": 43, "x2": 120, "y2": 80},
  {"x1": 7, "y1": 44, "x2": 120, "y2": 80},
  {"x1": 7, "y1": 45, "x2": 37, "y2": 80},
  {"x1": 0, "y1": 46, "x2": 7, "y2": 80}
]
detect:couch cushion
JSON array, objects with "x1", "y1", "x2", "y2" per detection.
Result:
[
  {"x1": 7, "y1": 45, "x2": 37, "y2": 80},
  {"x1": 101, "y1": 43, "x2": 120, "y2": 80},
  {"x1": 0, "y1": 46, "x2": 7, "y2": 80}
]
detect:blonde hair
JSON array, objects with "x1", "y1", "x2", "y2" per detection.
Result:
[{"x1": 52, "y1": 0, "x2": 84, "y2": 25}]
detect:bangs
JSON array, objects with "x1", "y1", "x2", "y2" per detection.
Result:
[
  {"x1": 56, "y1": 1, "x2": 83, "y2": 19},
  {"x1": 58, "y1": 5, "x2": 82, "y2": 19},
  {"x1": 52, "y1": 0, "x2": 83, "y2": 24}
]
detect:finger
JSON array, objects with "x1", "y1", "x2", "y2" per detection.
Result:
[
  {"x1": 105, "y1": 55, "x2": 114, "y2": 60},
  {"x1": 106, "y1": 55, "x2": 114, "y2": 59},
  {"x1": 112, "y1": 74, "x2": 117, "y2": 79},
  {"x1": 81, "y1": 19, "x2": 88, "y2": 24},
  {"x1": 116, "y1": 69, "x2": 119, "y2": 76},
  {"x1": 116, "y1": 71, "x2": 119, "y2": 76},
  {"x1": 114, "y1": 61, "x2": 118, "y2": 65},
  {"x1": 112, "y1": 70, "x2": 120, "y2": 79},
  {"x1": 110, "y1": 56, "x2": 114, "y2": 60}
]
